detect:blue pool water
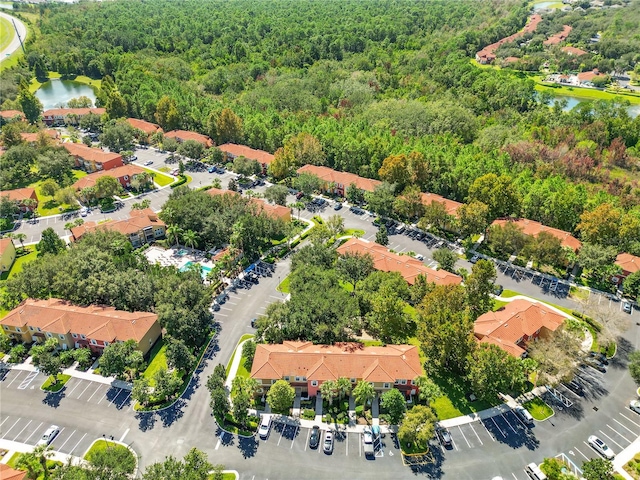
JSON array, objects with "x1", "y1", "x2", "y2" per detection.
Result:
[{"x1": 180, "y1": 261, "x2": 212, "y2": 279}]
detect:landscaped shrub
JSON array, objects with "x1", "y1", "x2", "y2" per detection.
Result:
[
  {"x1": 170, "y1": 175, "x2": 188, "y2": 189},
  {"x1": 59, "y1": 350, "x2": 75, "y2": 367},
  {"x1": 302, "y1": 409, "x2": 315, "y2": 420},
  {"x1": 8, "y1": 344, "x2": 27, "y2": 363}
]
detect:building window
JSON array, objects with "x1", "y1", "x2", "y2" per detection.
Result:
[
  {"x1": 411, "y1": 379, "x2": 416, "y2": 386},
  {"x1": 284, "y1": 376, "x2": 290, "y2": 381},
  {"x1": 400, "y1": 379, "x2": 407, "y2": 385},
  {"x1": 81, "y1": 334, "x2": 86, "y2": 340},
  {"x1": 311, "y1": 380, "x2": 318, "y2": 387},
  {"x1": 3, "y1": 326, "x2": 7, "y2": 331},
  {"x1": 104, "y1": 341, "x2": 109, "y2": 346},
  {"x1": 383, "y1": 383, "x2": 390, "y2": 389},
  {"x1": 29, "y1": 326, "x2": 34, "y2": 331},
  {"x1": 350, "y1": 378, "x2": 356, "y2": 383},
  {"x1": 294, "y1": 376, "x2": 301, "y2": 382},
  {"x1": 394, "y1": 379, "x2": 399, "y2": 384},
  {"x1": 37, "y1": 327, "x2": 42, "y2": 332},
  {"x1": 59, "y1": 334, "x2": 65, "y2": 340},
  {"x1": 15, "y1": 327, "x2": 21, "y2": 333},
  {"x1": 271, "y1": 379, "x2": 276, "y2": 384},
  {"x1": 46, "y1": 332, "x2": 52, "y2": 338},
  {"x1": 90, "y1": 339, "x2": 97, "y2": 345},
  {"x1": 302, "y1": 377, "x2": 307, "y2": 381},
  {"x1": 72, "y1": 333, "x2": 77, "y2": 338}
]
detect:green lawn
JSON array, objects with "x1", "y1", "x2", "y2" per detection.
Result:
[
  {"x1": 534, "y1": 80, "x2": 640, "y2": 105},
  {"x1": 32, "y1": 170, "x2": 87, "y2": 217},
  {"x1": 343, "y1": 228, "x2": 364, "y2": 237},
  {"x1": 144, "y1": 168, "x2": 174, "y2": 187},
  {"x1": 208, "y1": 474, "x2": 236, "y2": 480},
  {"x1": 0, "y1": 16, "x2": 13, "y2": 52},
  {"x1": 430, "y1": 374, "x2": 496, "y2": 420},
  {"x1": 142, "y1": 339, "x2": 167, "y2": 386},
  {"x1": 0, "y1": 247, "x2": 37, "y2": 281},
  {"x1": 277, "y1": 276, "x2": 290, "y2": 293},
  {"x1": 363, "y1": 340, "x2": 383, "y2": 346},
  {"x1": 499, "y1": 289, "x2": 576, "y2": 317},
  {"x1": 84, "y1": 440, "x2": 135, "y2": 473},
  {"x1": 225, "y1": 334, "x2": 254, "y2": 377},
  {"x1": 569, "y1": 286, "x2": 590, "y2": 302},
  {"x1": 493, "y1": 300, "x2": 509, "y2": 310},
  {"x1": 41, "y1": 374, "x2": 71, "y2": 392},
  {"x1": 523, "y1": 397, "x2": 553, "y2": 420}
]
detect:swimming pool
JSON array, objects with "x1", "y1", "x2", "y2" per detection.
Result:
[
  {"x1": 177, "y1": 249, "x2": 188, "y2": 256},
  {"x1": 180, "y1": 261, "x2": 213, "y2": 279}
]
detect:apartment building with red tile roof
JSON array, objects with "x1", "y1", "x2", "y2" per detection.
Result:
[
  {"x1": 421, "y1": 192, "x2": 463, "y2": 217},
  {"x1": 561, "y1": 46, "x2": 587, "y2": 56},
  {"x1": 164, "y1": 130, "x2": 214, "y2": 148},
  {"x1": 1, "y1": 298, "x2": 161, "y2": 356},
  {"x1": 475, "y1": 14, "x2": 541, "y2": 64},
  {"x1": 337, "y1": 237, "x2": 462, "y2": 286},
  {"x1": 474, "y1": 299, "x2": 566, "y2": 357},
  {"x1": 0, "y1": 237, "x2": 16, "y2": 273},
  {"x1": 20, "y1": 129, "x2": 60, "y2": 144},
  {"x1": 0, "y1": 187, "x2": 38, "y2": 212},
  {"x1": 70, "y1": 209, "x2": 166, "y2": 246},
  {"x1": 42, "y1": 108, "x2": 105, "y2": 126},
  {"x1": 577, "y1": 69, "x2": 607, "y2": 84},
  {"x1": 218, "y1": 143, "x2": 275, "y2": 168},
  {"x1": 205, "y1": 187, "x2": 291, "y2": 221},
  {"x1": 63, "y1": 143, "x2": 124, "y2": 172},
  {"x1": 491, "y1": 217, "x2": 582, "y2": 252},
  {"x1": 251, "y1": 341, "x2": 422, "y2": 397},
  {"x1": 615, "y1": 253, "x2": 640, "y2": 279},
  {"x1": 72, "y1": 164, "x2": 146, "y2": 190},
  {"x1": 296, "y1": 165, "x2": 381, "y2": 197},
  {"x1": 0, "y1": 110, "x2": 25, "y2": 122},
  {"x1": 0, "y1": 464, "x2": 27, "y2": 480},
  {"x1": 126, "y1": 118, "x2": 163, "y2": 135},
  {"x1": 544, "y1": 25, "x2": 572, "y2": 46}
]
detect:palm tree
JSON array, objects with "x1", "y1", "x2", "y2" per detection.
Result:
[
  {"x1": 288, "y1": 202, "x2": 305, "y2": 220},
  {"x1": 13, "y1": 233, "x2": 26, "y2": 251},
  {"x1": 336, "y1": 377, "x2": 352, "y2": 401},
  {"x1": 16, "y1": 444, "x2": 53, "y2": 480},
  {"x1": 320, "y1": 379, "x2": 337, "y2": 407},
  {"x1": 166, "y1": 225, "x2": 183, "y2": 246},
  {"x1": 413, "y1": 375, "x2": 442, "y2": 405},
  {"x1": 353, "y1": 380, "x2": 375, "y2": 412},
  {"x1": 182, "y1": 229, "x2": 198, "y2": 250}
]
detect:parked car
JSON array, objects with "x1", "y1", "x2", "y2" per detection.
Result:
[
  {"x1": 208, "y1": 166, "x2": 217, "y2": 173},
  {"x1": 309, "y1": 425, "x2": 321, "y2": 449},
  {"x1": 363, "y1": 427, "x2": 374, "y2": 457},
  {"x1": 333, "y1": 203, "x2": 342, "y2": 211},
  {"x1": 589, "y1": 351, "x2": 608, "y2": 365},
  {"x1": 525, "y1": 463, "x2": 547, "y2": 480},
  {"x1": 588, "y1": 435, "x2": 615, "y2": 459},
  {"x1": 584, "y1": 358, "x2": 607, "y2": 373},
  {"x1": 629, "y1": 400, "x2": 640, "y2": 415},
  {"x1": 38, "y1": 425, "x2": 60, "y2": 446},
  {"x1": 623, "y1": 301, "x2": 632, "y2": 314},
  {"x1": 514, "y1": 406, "x2": 534, "y2": 426},
  {"x1": 296, "y1": 191, "x2": 305, "y2": 200},
  {"x1": 258, "y1": 415, "x2": 271, "y2": 439},
  {"x1": 436, "y1": 427, "x2": 452, "y2": 447},
  {"x1": 80, "y1": 207, "x2": 89, "y2": 217},
  {"x1": 470, "y1": 254, "x2": 479, "y2": 263},
  {"x1": 415, "y1": 254, "x2": 425, "y2": 261},
  {"x1": 251, "y1": 318, "x2": 257, "y2": 328},
  {"x1": 493, "y1": 284, "x2": 504, "y2": 296},
  {"x1": 323, "y1": 431, "x2": 334, "y2": 454},
  {"x1": 144, "y1": 160, "x2": 153, "y2": 166},
  {"x1": 563, "y1": 380, "x2": 584, "y2": 396}
]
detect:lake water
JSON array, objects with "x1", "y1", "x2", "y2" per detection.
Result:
[
  {"x1": 0, "y1": 3, "x2": 13, "y2": 9},
  {"x1": 35, "y1": 79, "x2": 97, "y2": 110},
  {"x1": 533, "y1": 1, "x2": 559, "y2": 10},
  {"x1": 555, "y1": 95, "x2": 640, "y2": 118}
]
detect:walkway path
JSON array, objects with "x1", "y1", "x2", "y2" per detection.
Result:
[{"x1": 0, "y1": 12, "x2": 26, "y2": 60}]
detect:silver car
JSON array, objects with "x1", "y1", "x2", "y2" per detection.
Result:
[
  {"x1": 630, "y1": 400, "x2": 640, "y2": 415},
  {"x1": 323, "y1": 431, "x2": 334, "y2": 454},
  {"x1": 37, "y1": 425, "x2": 60, "y2": 446}
]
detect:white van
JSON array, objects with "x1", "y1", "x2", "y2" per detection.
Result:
[
  {"x1": 514, "y1": 406, "x2": 534, "y2": 426},
  {"x1": 525, "y1": 462, "x2": 547, "y2": 480},
  {"x1": 258, "y1": 415, "x2": 271, "y2": 439}
]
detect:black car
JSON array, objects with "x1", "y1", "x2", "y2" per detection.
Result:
[
  {"x1": 333, "y1": 203, "x2": 342, "y2": 211},
  {"x1": 583, "y1": 358, "x2": 607, "y2": 373},
  {"x1": 563, "y1": 380, "x2": 585, "y2": 396},
  {"x1": 493, "y1": 284, "x2": 504, "y2": 296},
  {"x1": 309, "y1": 425, "x2": 321, "y2": 449},
  {"x1": 251, "y1": 318, "x2": 257, "y2": 328},
  {"x1": 590, "y1": 351, "x2": 609, "y2": 365}
]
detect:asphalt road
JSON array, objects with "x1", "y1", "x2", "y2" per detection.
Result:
[{"x1": 0, "y1": 12, "x2": 26, "y2": 60}]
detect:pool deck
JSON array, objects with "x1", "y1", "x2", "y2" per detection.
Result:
[{"x1": 144, "y1": 246, "x2": 214, "y2": 270}]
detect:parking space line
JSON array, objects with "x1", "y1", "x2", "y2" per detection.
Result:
[
  {"x1": 469, "y1": 422, "x2": 483, "y2": 445},
  {"x1": 490, "y1": 417, "x2": 506, "y2": 438},
  {"x1": 76, "y1": 382, "x2": 92, "y2": 399},
  {"x1": 613, "y1": 419, "x2": 639, "y2": 436},
  {"x1": 56, "y1": 430, "x2": 75, "y2": 452},
  {"x1": 599, "y1": 430, "x2": 625, "y2": 450},
  {"x1": 480, "y1": 420, "x2": 496, "y2": 441},
  {"x1": 220, "y1": 307, "x2": 233, "y2": 312},
  {"x1": 97, "y1": 392, "x2": 108, "y2": 405},
  {"x1": 24, "y1": 422, "x2": 43, "y2": 444},
  {"x1": 86, "y1": 385, "x2": 103, "y2": 402},
  {"x1": 12, "y1": 420, "x2": 32, "y2": 441},
  {"x1": 0, "y1": 416, "x2": 11, "y2": 430},
  {"x1": 118, "y1": 391, "x2": 132, "y2": 409},
  {"x1": 345, "y1": 433, "x2": 348, "y2": 456},
  {"x1": 450, "y1": 434, "x2": 459, "y2": 452},
  {"x1": 457, "y1": 426, "x2": 471, "y2": 448},
  {"x1": 67, "y1": 379, "x2": 84, "y2": 396},
  {"x1": 108, "y1": 388, "x2": 125, "y2": 406},
  {"x1": 512, "y1": 473, "x2": 519, "y2": 480},
  {"x1": 304, "y1": 428, "x2": 310, "y2": 451},
  {"x1": 619, "y1": 412, "x2": 640, "y2": 428},
  {"x1": 2, "y1": 419, "x2": 21, "y2": 438},
  {"x1": 277, "y1": 424, "x2": 285, "y2": 446},
  {"x1": 577, "y1": 444, "x2": 591, "y2": 460},
  {"x1": 6, "y1": 371, "x2": 23, "y2": 388},
  {"x1": 68, "y1": 433, "x2": 87, "y2": 455},
  {"x1": 290, "y1": 425, "x2": 298, "y2": 449},
  {"x1": 606, "y1": 424, "x2": 631, "y2": 443},
  {"x1": 501, "y1": 413, "x2": 517, "y2": 434}
]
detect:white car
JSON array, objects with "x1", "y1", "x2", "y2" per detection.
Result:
[
  {"x1": 37, "y1": 425, "x2": 60, "y2": 446},
  {"x1": 588, "y1": 435, "x2": 615, "y2": 459},
  {"x1": 415, "y1": 254, "x2": 425, "y2": 261},
  {"x1": 630, "y1": 400, "x2": 640, "y2": 414},
  {"x1": 258, "y1": 415, "x2": 271, "y2": 439}
]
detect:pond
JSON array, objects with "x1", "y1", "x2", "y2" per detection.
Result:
[
  {"x1": 35, "y1": 79, "x2": 97, "y2": 110},
  {"x1": 533, "y1": 1, "x2": 559, "y2": 10},
  {"x1": 554, "y1": 95, "x2": 640, "y2": 118},
  {"x1": 0, "y1": 3, "x2": 13, "y2": 9}
]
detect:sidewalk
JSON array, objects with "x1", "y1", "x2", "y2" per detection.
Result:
[
  {"x1": 613, "y1": 436, "x2": 640, "y2": 480},
  {"x1": 0, "y1": 439, "x2": 87, "y2": 467}
]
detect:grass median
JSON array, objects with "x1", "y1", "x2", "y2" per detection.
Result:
[
  {"x1": 42, "y1": 374, "x2": 71, "y2": 392},
  {"x1": 523, "y1": 397, "x2": 553, "y2": 420}
]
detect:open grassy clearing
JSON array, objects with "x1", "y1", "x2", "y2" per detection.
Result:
[
  {"x1": 142, "y1": 339, "x2": 167, "y2": 386},
  {"x1": 31, "y1": 169, "x2": 87, "y2": 217},
  {"x1": 523, "y1": 397, "x2": 553, "y2": 420},
  {"x1": 0, "y1": 16, "x2": 13, "y2": 52},
  {"x1": 143, "y1": 168, "x2": 174, "y2": 187}
]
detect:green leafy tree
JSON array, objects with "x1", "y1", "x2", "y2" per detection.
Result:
[
  {"x1": 165, "y1": 336, "x2": 196, "y2": 373},
  {"x1": 154, "y1": 96, "x2": 180, "y2": 131},
  {"x1": 40, "y1": 178, "x2": 60, "y2": 197},
  {"x1": 353, "y1": 380, "x2": 375, "y2": 411},
  {"x1": 37, "y1": 149, "x2": 75, "y2": 186},
  {"x1": 132, "y1": 376, "x2": 151, "y2": 406},
  {"x1": 86, "y1": 441, "x2": 136, "y2": 477},
  {"x1": 18, "y1": 80, "x2": 43, "y2": 124},
  {"x1": 488, "y1": 222, "x2": 528, "y2": 256},
  {"x1": 153, "y1": 367, "x2": 182, "y2": 402},
  {"x1": 177, "y1": 139, "x2": 205, "y2": 160},
  {"x1": 346, "y1": 183, "x2": 365, "y2": 205},
  {"x1": 376, "y1": 225, "x2": 389, "y2": 245},
  {"x1": 413, "y1": 376, "x2": 442, "y2": 405},
  {"x1": 242, "y1": 340, "x2": 256, "y2": 371},
  {"x1": 98, "y1": 340, "x2": 145, "y2": 380},
  {"x1": 466, "y1": 343, "x2": 524, "y2": 401},
  {"x1": 0, "y1": 122, "x2": 24, "y2": 148},
  {"x1": 16, "y1": 444, "x2": 53, "y2": 480},
  {"x1": 577, "y1": 203, "x2": 621, "y2": 247},
  {"x1": 94, "y1": 175, "x2": 121, "y2": 199},
  {"x1": 336, "y1": 251, "x2": 374, "y2": 295},
  {"x1": 456, "y1": 201, "x2": 490, "y2": 238},
  {"x1": 468, "y1": 173, "x2": 520, "y2": 220},
  {"x1": 210, "y1": 387, "x2": 230, "y2": 421},
  {"x1": 380, "y1": 388, "x2": 407, "y2": 424},
  {"x1": 267, "y1": 379, "x2": 296, "y2": 414},
  {"x1": 623, "y1": 271, "x2": 640, "y2": 303},
  {"x1": 336, "y1": 377, "x2": 352, "y2": 401},
  {"x1": 419, "y1": 200, "x2": 451, "y2": 232},
  {"x1": 99, "y1": 120, "x2": 136, "y2": 153},
  {"x1": 578, "y1": 243, "x2": 620, "y2": 284},
  {"x1": 0, "y1": 196, "x2": 19, "y2": 219},
  {"x1": 216, "y1": 108, "x2": 243, "y2": 144},
  {"x1": 39, "y1": 351, "x2": 62, "y2": 384},
  {"x1": 582, "y1": 458, "x2": 614, "y2": 480},
  {"x1": 465, "y1": 259, "x2": 497, "y2": 319},
  {"x1": 432, "y1": 248, "x2": 457, "y2": 273},
  {"x1": 364, "y1": 284, "x2": 413, "y2": 343},
  {"x1": 142, "y1": 448, "x2": 213, "y2": 480},
  {"x1": 36, "y1": 228, "x2": 66, "y2": 256},
  {"x1": 397, "y1": 405, "x2": 436, "y2": 449},
  {"x1": 293, "y1": 172, "x2": 322, "y2": 195},
  {"x1": 628, "y1": 351, "x2": 640, "y2": 385},
  {"x1": 264, "y1": 184, "x2": 289, "y2": 206},
  {"x1": 365, "y1": 182, "x2": 396, "y2": 217},
  {"x1": 320, "y1": 379, "x2": 338, "y2": 406},
  {"x1": 232, "y1": 156, "x2": 261, "y2": 177}
]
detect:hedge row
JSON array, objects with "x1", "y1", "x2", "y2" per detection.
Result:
[
  {"x1": 170, "y1": 175, "x2": 188, "y2": 189},
  {"x1": 572, "y1": 311, "x2": 601, "y2": 332}
]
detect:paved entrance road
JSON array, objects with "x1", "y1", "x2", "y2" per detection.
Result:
[{"x1": 0, "y1": 12, "x2": 26, "y2": 60}]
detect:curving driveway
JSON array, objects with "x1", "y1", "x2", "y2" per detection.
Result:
[{"x1": 0, "y1": 11, "x2": 27, "y2": 60}]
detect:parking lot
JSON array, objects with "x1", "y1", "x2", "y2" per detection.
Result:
[
  {"x1": 0, "y1": 415, "x2": 97, "y2": 458},
  {"x1": 1, "y1": 369, "x2": 134, "y2": 411}
]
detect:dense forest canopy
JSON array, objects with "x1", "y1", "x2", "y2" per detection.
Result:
[{"x1": 3, "y1": 0, "x2": 640, "y2": 245}]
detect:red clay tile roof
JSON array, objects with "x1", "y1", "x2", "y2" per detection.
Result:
[
  {"x1": 72, "y1": 164, "x2": 146, "y2": 190},
  {"x1": 577, "y1": 70, "x2": 606, "y2": 82},
  {"x1": 165, "y1": 130, "x2": 213, "y2": 148},
  {"x1": 126, "y1": 118, "x2": 163, "y2": 135},
  {"x1": 561, "y1": 46, "x2": 587, "y2": 56},
  {"x1": 71, "y1": 209, "x2": 165, "y2": 241},
  {"x1": 296, "y1": 165, "x2": 382, "y2": 193},
  {"x1": 491, "y1": 218, "x2": 581, "y2": 251},
  {"x1": 0, "y1": 237, "x2": 14, "y2": 256},
  {"x1": 250, "y1": 341, "x2": 422, "y2": 383},
  {"x1": 218, "y1": 143, "x2": 274, "y2": 165},
  {"x1": 0, "y1": 110, "x2": 25, "y2": 120},
  {"x1": 1, "y1": 298, "x2": 159, "y2": 344},
  {"x1": 42, "y1": 108, "x2": 105, "y2": 118},
  {"x1": 336, "y1": 238, "x2": 462, "y2": 286},
  {"x1": 205, "y1": 187, "x2": 290, "y2": 221},
  {"x1": 0, "y1": 464, "x2": 27, "y2": 480},
  {"x1": 421, "y1": 192, "x2": 463, "y2": 217},
  {"x1": 20, "y1": 129, "x2": 59, "y2": 143},
  {"x1": 63, "y1": 143, "x2": 123, "y2": 165},
  {"x1": 0, "y1": 187, "x2": 38, "y2": 203},
  {"x1": 474, "y1": 299, "x2": 566, "y2": 357},
  {"x1": 475, "y1": 14, "x2": 541, "y2": 62},
  {"x1": 616, "y1": 253, "x2": 640, "y2": 275},
  {"x1": 544, "y1": 25, "x2": 572, "y2": 45}
]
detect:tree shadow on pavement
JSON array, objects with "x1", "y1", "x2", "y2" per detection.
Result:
[
  {"x1": 610, "y1": 337, "x2": 633, "y2": 369},
  {"x1": 238, "y1": 435, "x2": 258, "y2": 458},
  {"x1": 158, "y1": 400, "x2": 185, "y2": 427},
  {"x1": 41, "y1": 390, "x2": 64, "y2": 408},
  {"x1": 215, "y1": 426, "x2": 235, "y2": 447},
  {"x1": 481, "y1": 416, "x2": 540, "y2": 451},
  {"x1": 409, "y1": 443, "x2": 443, "y2": 478},
  {"x1": 135, "y1": 411, "x2": 156, "y2": 432}
]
